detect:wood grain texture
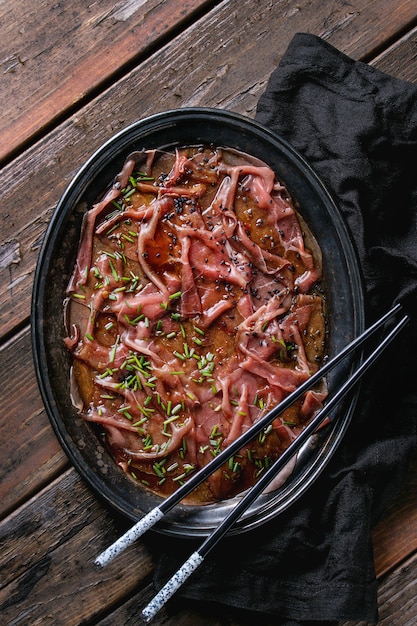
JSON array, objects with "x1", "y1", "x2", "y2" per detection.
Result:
[
  {"x1": 372, "y1": 23, "x2": 417, "y2": 82},
  {"x1": 372, "y1": 453, "x2": 417, "y2": 579},
  {"x1": 1, "y1": 0, "x2": 416, "y2": 341},
  {"x1": 0, "y1": 0, "x2": 216, "y2": 164},
  {"x1": 341, "y1": 551, "x2": 417, "y2": 626},
  {"x1": 0, "y1": 468, "x2": 154, "y2": 625},
  {"x1": 2, "y1": 2, "x2": 417, "y2": 624},
  {"x1": 0, "y1": 325, "x2": 68, "y2": 520}
]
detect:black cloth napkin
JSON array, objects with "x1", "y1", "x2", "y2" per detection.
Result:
[{"x1": 151, "y1": 34, "x2": 417, "y2": 625}]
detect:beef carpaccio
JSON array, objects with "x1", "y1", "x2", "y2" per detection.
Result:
[{"x1": 64, "y1": 145, "x2": 327, "y2": 504}]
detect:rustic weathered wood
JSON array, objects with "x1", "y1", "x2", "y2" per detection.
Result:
[
  {"x1": 1, "y1": 0, "x2": 416, "y2": 341},
  {"x1": 372, "y1": 23, "x2": 417, "y2": 82},
  {"x1": 0, "y1": 468, "x2": 154, "y2": 625},
  {"x1": 0, "y1": 468, "x2": 258, "y2": 626},
  {"x1": 0, "y1": 0, "x2": 216, "y2": 164},
  {"x1": 341, "y1": 551, "x2": 417, "y2": 626},
  {"x1": 2, "y1": 1, "x2": 417, "y2": 625},
  {"x1": 0, "y1": 324, "x2": 68, "y2": 520},
  {"x1": 372, "y1": 453, "x2": 417, "y2": 578},
  {"x1": 376, "y1": 553, "x2": 417, "y2": 625}
]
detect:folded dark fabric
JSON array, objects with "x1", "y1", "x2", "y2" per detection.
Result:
[{"x1": 151, "y1": 33, "x2": 417, "y2": 624}]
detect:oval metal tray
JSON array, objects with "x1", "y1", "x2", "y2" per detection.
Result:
[{"x1": 31, "y1": 108, "x2": 364, "y2": 537}]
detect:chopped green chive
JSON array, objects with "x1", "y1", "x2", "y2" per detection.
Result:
[
  {"x1": 108, "y1": 258, "x2": 119, "y2": 282},
  {"x1": 109, "y1": 334, "x2": 120, "y2": 363}
]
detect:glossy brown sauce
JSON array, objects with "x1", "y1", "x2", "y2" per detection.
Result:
[{"x1": 64, "y1": 146, "x2": 327, "y2": 504}]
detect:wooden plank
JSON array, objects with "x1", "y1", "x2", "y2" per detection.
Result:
[
  {"x1": 0, "y1": 0, "x2": 216, "y2": 164},
  {"x1": 316, "y1": 0, "x2": 417, "y2": 60},
  {"x1": 0, "y1": 325, "x2": 67, "y2": 519},
  {"x1": 0, "y1": 467, "x2": 246, "y2": 626},
  {"x1": 372, "y1": 22, "x2": 417, "y2": 82},
  {"x1": 0, "y1": 468, "x2": 154, "y2": 625},
  {"x1": 341, "y1": 551, "x2": 417, "y2": 626},
  {"x1": 1, "y1": 0, "x2": 415, "y2": 341},
  {"x1": 1, "y1": 3, "x2": 417, "y2": 625},
  {"x1": 376, "y1": 553, "x2": 417, "y2": 625},
  {"x1": 372, "y1": 452, "x2": 417, "y2": 578}
]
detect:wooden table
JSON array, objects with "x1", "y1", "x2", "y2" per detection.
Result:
[{"x1": 1, "y1": 1, "x2": 416, "y2": 624}]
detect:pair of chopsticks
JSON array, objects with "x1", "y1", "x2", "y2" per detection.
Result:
[{"x1": 94, "y1": 303, "x2": 409, "y2": 623}]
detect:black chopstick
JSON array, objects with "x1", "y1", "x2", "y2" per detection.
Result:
[
  {"x1": 141, "y1": 310, "x2": 409, "y2": 622},
  {"x1": 95, "y1": 303, "x2": 404, "y2": 568}
]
